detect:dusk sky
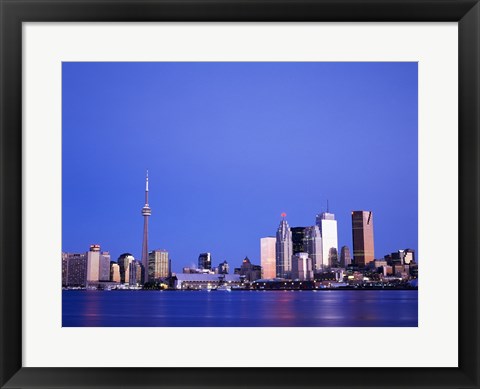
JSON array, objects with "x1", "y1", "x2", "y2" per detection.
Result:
[{"x1": 62, "y1": 62, "x2": 418, "y2": 272}]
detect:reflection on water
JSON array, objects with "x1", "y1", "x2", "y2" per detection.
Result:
[{"x1": 62, "y1": 290, "x2": 418, "y2": 327}]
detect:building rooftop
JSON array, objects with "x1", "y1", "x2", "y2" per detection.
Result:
[{"x1": 175, "y1": 273, "x2": 241, "y2": 282}]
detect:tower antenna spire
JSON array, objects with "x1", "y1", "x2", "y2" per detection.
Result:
[{"x1": 141, "y1": 170, "x2": 152, "y2": 284}]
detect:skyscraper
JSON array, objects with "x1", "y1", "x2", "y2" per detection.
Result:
[
  {"x1": 276, "y1": 213, "x2": 292, "y2": 278},
  {"x1": 304, "y1": 226, "x2": 322, "y2": 272},
  {"x1": 340, "y1": 245, "x2": 352, "y2": 268},
  {"x1": 148, "y1": 249, "x2": 170, "y2": 281},
  {"x1": 99, "y1": 251, "x2": 111, "y2": 281},
  {"x1": 141, "y1": 171, "x2": 151, "y2": 283},
  {"x1": 198, "y1": 253, "x2": 212, "y2": 270},
  {"x1": 352, "y1": 210, "x2": 375, "y2": 267},
  {"x1": 316, "y1": 212, "x2": 338, "y2": 269},
  {"x1": 86, "y1": 244, "x2": 101, "y2": 282},
  {"x1": 291, "y1": 227, "x2": 306, "y2": 254},
  {"x1": 63, "y1": 252, "x2": 88, "y2": 287},
  {"x1": 260, "y1": 237, "x2": 276, "y2": 279}
]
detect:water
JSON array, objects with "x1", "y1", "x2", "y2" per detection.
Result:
[{"x1": 62, "y1": 289, "x2": 417, "y2": 327}]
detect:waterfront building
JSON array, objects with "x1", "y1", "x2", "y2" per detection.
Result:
[
  {"x1": 304, "y1": 226, "x2": 322, "y2": 272},
  {"x1": 316, "y1": 212, "x2": 338, "y2": 269},
  {"x1": 117, "y1": 253, "x2": 134, "y2": 284},
  {"x1": 182, "y1": 267, "x2": 214, "y2": 274},
  {"x1": 148, "y1": 249, "x2": 169, "y2": 281},
  {"x1": 218, "y1": 260, "x2": 229, "y2": 275},
  {"x1": 62, "y1": 253, "x2": 68, "y2": 287},
  {"x1": 198, "y1": 252, "x2": 212, "y2": 270},
  {"x1": 235, "y1": 257, "x2": 262, "y2": 282},
  {"x1": 86, "y1": 244, "x2": 101, "y2": 282},
  {"x1": 174, "y1": 273, "x2": 242, "y2": 290},
  {"x1": 64, "y1": 252, "x2": 88, "y2": 287},
  {"x1": 260, "y1": 237, "x2": 276, "y2": 279},
  {"x1": 351, "y1": 210, "x2": 375, "y2": 267},
  {"x1": 291, "y1": 252, "x2": 314, "y2": 281},
  {"x1": 276, "y1": 213, "x2": 293, "y2": 278},
  {"x1": 141, "y1": 171, "x2": 152, "y2": 283},
  {"x1": 110, "y1": 262, "x2": 121, "y2": 282},
  {"x1": 340, "y1": 246, "x2": 352, "y2": 268},
  {"x1": 99, "y1": 251, "x2": 111, "y2": 281}
]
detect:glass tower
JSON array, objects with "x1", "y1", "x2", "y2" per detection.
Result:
[
  {"x1": 316, "y1": 212, "x2": 338, "y2": 269},
  {"x1": 351, "y1": 210, "x2": 375, "y2": 267}
]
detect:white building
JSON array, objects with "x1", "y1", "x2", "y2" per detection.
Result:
[
  {"x1": 316, "y1": 212, "x2": 338, "y2": 269},
  {"x1": 260, "y1": 237, "x2": 276, "y2": 279},
  {"x1": 86, "y1": 244, "x2": 101, "y2": 282}
]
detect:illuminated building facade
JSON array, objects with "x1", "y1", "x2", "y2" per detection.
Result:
[
  {"x1": 316, "y1": 212, "x2": 338, "y2": 268},
  {"x1": 86, "y1": 244, "x2": 101, "y2": 282},
  {"x1": 260, "y1": 237, "x2": 276, "y2": 279},
  {"x1": 149, "y1": 249, "x2": 170, "y2": 281},
  {"x1": 352, "y1": 210, "x2": 375, "y2": 266}
]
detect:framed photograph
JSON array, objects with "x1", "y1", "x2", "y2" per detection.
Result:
[{"x1": 1, "y1": 0, "x2": 479, "y2": 388}]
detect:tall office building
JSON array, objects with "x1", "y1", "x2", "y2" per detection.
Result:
[
  {"x1": 304, "y1": 226, "x2": 322, "y2": 272},
  {"x1": 276, "y1": 213, "x2": 293, "y2": 278},
  {"x1": 86, "y1": 244, "x2": 101, "y2": 282},
  {"x1": 141, "y1": 171, "x2": 151, "y2": 283},
  {"x1": 110, "y1": 262, "x2": 121, "y2": 282},
  {"x1": 340, "y1": 245, "x2": 352, "y2": 268},
  {"x1": 99, "y1": 251, "x2": 111, "y2": 281},
  {"x1": 149, "y1": 249, "x2": 170, "y2": 281},
  {"x1": 260, "y1": 237, "x2": 276, "y2": 279},
  {"x1": 198, "y1": 253, "x2": 212, "y2": 270},
  {"x1": 63, "y1": 252, "x2": 88, "y2": 287},
  {"x1": 316, "y1": 212, "x2": 338, "y2": 269},
  {"x1": 351, "y1": 210, "x2": 375, "y2": 267},
  {"x1": 291, "y1": 227, "x2": 306, "y2": 254},
  {"x1": 117, "y1": 253, "x2": 134, "y2": 284},
  {"x1": 291, "y1": 252, "x2": 314, "y2": 281}
]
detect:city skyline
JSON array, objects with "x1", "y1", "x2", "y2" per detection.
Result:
[{"x1": 62, "y1": 62, "x2": 418, "y2": 272}]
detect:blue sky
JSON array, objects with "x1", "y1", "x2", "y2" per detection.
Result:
[{"x1": 62, "y1": 62, "x2": 418, "y2": 272}]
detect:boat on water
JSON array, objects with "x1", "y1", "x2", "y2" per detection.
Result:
[{"x1": 215, "y1": 284, "x2": 232, "y2": 292}]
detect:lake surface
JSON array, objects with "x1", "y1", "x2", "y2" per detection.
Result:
[{"x1": 62, "y1": 289, "x2": 417, "y2": 327}]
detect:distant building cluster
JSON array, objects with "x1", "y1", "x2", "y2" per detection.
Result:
[
  {"x1": 62, "y1": 173, "x2": 418, "y2": 291},
  {"x1": 258, "y1": 210, "x2": 418, "y2": 286}
]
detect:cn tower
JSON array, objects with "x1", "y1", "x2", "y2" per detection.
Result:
[{"x1": 141, "y1": 170, "x2": 151, "y2": 283}]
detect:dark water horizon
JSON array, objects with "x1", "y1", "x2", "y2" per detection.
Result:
[{"x1": 62, "y1": 289, "x2": 418, "y2": 327}]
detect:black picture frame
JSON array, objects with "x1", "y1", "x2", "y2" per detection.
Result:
[{"x1": 1, "y1": 1, "x2": 478, "y2": 388}]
